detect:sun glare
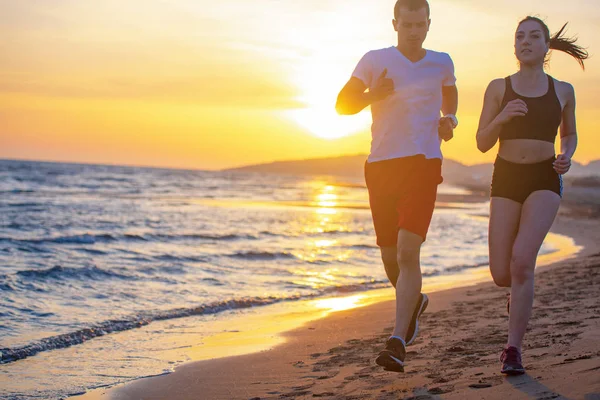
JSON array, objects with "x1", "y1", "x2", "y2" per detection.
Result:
[
  {"x1": 286, "y1": 54, "x2": 371, "y2": 140},
  {"x1": 314, "y1": 294, "x2": 367, "y2": 312}
]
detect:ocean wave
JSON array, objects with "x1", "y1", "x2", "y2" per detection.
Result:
[
  {"x1": 122, "y1": 234, "x2": 149, "y2": 242},
  {"x1": 418, "y1": 262, "x2": 489, "y2": 278},
  {"x1": 92, "y1": 176, "x2": 134, "y2": 183},
  {"x1": 227, "y1": 251, "x2": 296, "y2": 260},
  {"x1": 15, "y1": 245, "x2": 52, "y2": 254},
  {"x1": 349, "y1": 244, "x2": 378, "y2": 250},
  {"x1": 0, "y1": 298, "x2": 281, "y2": 364},
  {"x1": 0, "y1": 189, "x2": 36, "y2": 194},
  {"x1": 258, "y1": 230, "x2": 279, "y2": 235},
  {"x1": 76, "y1": 248, "x2": 109, "y2": 256},
  {"x1": 316, "y1": 229, "x2": 352, "y2": 235},
  {"x1": 0, "y1": 281, "x2": 15, "y2": 291},
  {"x1": 2, "y1": 222, "x2": 24, "y2": 229},
  {"x1": 116, "y1": 233, "x2": 257, "y2": 243},
  {"x1": 0, "y1": 280, "x2": 390, "y2": 365},
  {"x1": 152, "y1": 233, "x2": 257, "y2": 241},
  {"x1": 201, "y1": 277, "x2": 225, "y2": 286},
  {"x1": 5, "y1": 202, "x2": 42, "y2": 208},
  {"x1": 2, "y1": 234, "x2": 118, "y2": 246},
  {"x1": 284, "y1": 279, "x2": 388, "y2": 293},
  {"x1": 444, "y1": 262, "x2": 489, "y2": 273},
  {"x1": 51, "y1": 234, "x2": 117, "y2": 244},
  {"x1": 3, "y1": 264, "x2": 199, "y2": 289},
  {"x1": 320, "y1": 280, "x2": 388, "y2": 294},
  {"x1": 14, "y1": 265, "x2": 134, "y2": 281},
  {"x1": 154, "y1": 254, "x2": 207, "y2": 263},
  {"x1": 0, "y1": 232, "x2": 259, "y2": 247}
]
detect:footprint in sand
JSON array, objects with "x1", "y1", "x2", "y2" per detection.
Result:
[
  {"x1": 469, "y1": 383, "x2": 492, "y2": 389},
  {"x1": 312, "y1": 392, "x2": 336, "y2": 398},
  {"x1": 428, "y1": 385, "x2": 455, "y2": 394}
]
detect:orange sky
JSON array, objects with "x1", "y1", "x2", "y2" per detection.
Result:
[{"x1": 1, "y1": 0, "x2": 599, "y2": 170}]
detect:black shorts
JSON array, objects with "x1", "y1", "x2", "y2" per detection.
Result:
[{"x1": 491, "y1": 156, "x2": 563, "y2": 204}]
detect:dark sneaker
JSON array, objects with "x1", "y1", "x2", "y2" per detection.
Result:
[
  {"x1": 376, "y1": 337, "x2": 406, "y2": 372},
  {"x1": 406, "y1": 293, "x2": 429, "y2": 345},
  {"x1": 500, "y1": 346, "x2": 525, "y2": 375}
]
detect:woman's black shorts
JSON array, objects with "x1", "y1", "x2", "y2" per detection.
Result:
[{"x1": 491, "y1": 156, "x2": 563, "y2": 204}]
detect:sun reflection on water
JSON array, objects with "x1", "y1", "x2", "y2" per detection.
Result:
[
  {"x1": 313, "y1": 294, "x2": 367, "y2": 312},
  {"x1": 290, "y1": 181, "x2": 360, "y2": 286}
]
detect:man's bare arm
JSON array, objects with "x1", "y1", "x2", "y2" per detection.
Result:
[{"x1": 336, "y1": 69, "x2": 394, "y2": 115}]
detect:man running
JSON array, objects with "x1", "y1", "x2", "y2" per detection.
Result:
[{"x1": 336, "y1": 0, "x2": 458, "y2": 372}]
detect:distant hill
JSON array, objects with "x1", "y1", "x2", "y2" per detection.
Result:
[
  {"x1": 225, "y1": 154, "x2": 368, "y2": 178},
  {"x1": 224, "y1": 154, "x2": 600, "y2": 188},
  {"x1": 577, "y1": 160, "x2": 600, "y2": 175},
  {"x1": 224, "y1": 154, "x2": 491, "y2": 186}
]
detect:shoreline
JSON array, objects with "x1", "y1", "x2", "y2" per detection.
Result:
[{"x1": 71, "y1": 214, "x2": 596, "y2": 400}]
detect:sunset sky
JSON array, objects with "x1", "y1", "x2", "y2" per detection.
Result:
[{"x1": 1, "y1": 0, "x2": 599, "y2": 170}]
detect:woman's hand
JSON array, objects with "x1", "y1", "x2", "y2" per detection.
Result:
[
  {"x1": 494, "y1": 99, "x2": 528, "y2": 125},
  {"x1": 553, "y1": 154, "x2": 572, "y2": 175}
]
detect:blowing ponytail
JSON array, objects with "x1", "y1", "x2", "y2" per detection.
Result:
[{"x1": 548, "y1": 23, "x2": 589, "y2": 70}]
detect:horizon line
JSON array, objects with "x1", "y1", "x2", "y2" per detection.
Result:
[{"x1": 1, "y1": 154, "x2": 598, "y2": 173}]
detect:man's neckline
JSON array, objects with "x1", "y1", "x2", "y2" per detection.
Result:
[{"x1": 392, "y1": 46, "x2": 429, "y2": 64}]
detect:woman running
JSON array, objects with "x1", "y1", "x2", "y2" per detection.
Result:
[{"x1": 476, "y1": 16, "x2": 587, "y2": 375}]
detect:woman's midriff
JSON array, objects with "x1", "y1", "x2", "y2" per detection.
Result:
[{"x1": 498, "y1": 139, "x2": 556, "y2": 164}]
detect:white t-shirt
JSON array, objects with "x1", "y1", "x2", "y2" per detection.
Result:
[{"x1": 352, "y1": 46, "x2": 456, "y2": 163}]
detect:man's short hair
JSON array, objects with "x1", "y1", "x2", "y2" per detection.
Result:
[{"x1": 394, "y1": 0, "x2": 430, "y2": 19}]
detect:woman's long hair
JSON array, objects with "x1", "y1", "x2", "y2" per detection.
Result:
[{"x1": 519, "y1": 16, "x2": 589, "y2": 70}]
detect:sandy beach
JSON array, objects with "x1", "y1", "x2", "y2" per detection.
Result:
[{"x1": 72, "y1": 211, "x2": 600, "y2": 400}]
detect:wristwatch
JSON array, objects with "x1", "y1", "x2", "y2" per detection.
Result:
[{"x1": 444, "y1": 114, "x2": 458, "y2": 129}]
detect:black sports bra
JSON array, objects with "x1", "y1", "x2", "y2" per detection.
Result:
[{"x1": 498, "y1": 75, "x2": 562, "y2": 143}]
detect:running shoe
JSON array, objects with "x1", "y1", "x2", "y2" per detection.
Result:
[
  {"x1": 376, "y1": 336, "x2": 406, "y2": 372},
  {"x1": 500, "y1": 346, "x2": 525, "y2": 375},
  {"x1": 406, "y1": 293, "x2": 429, "y2": 345}
]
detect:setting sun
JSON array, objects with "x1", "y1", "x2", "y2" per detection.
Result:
[
  {"x1": 287, "y1": 107, "x2": 370, "y2": 140},
  {"x1": 286, "y1": 51, "x2": 372, "y2": 140}
]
